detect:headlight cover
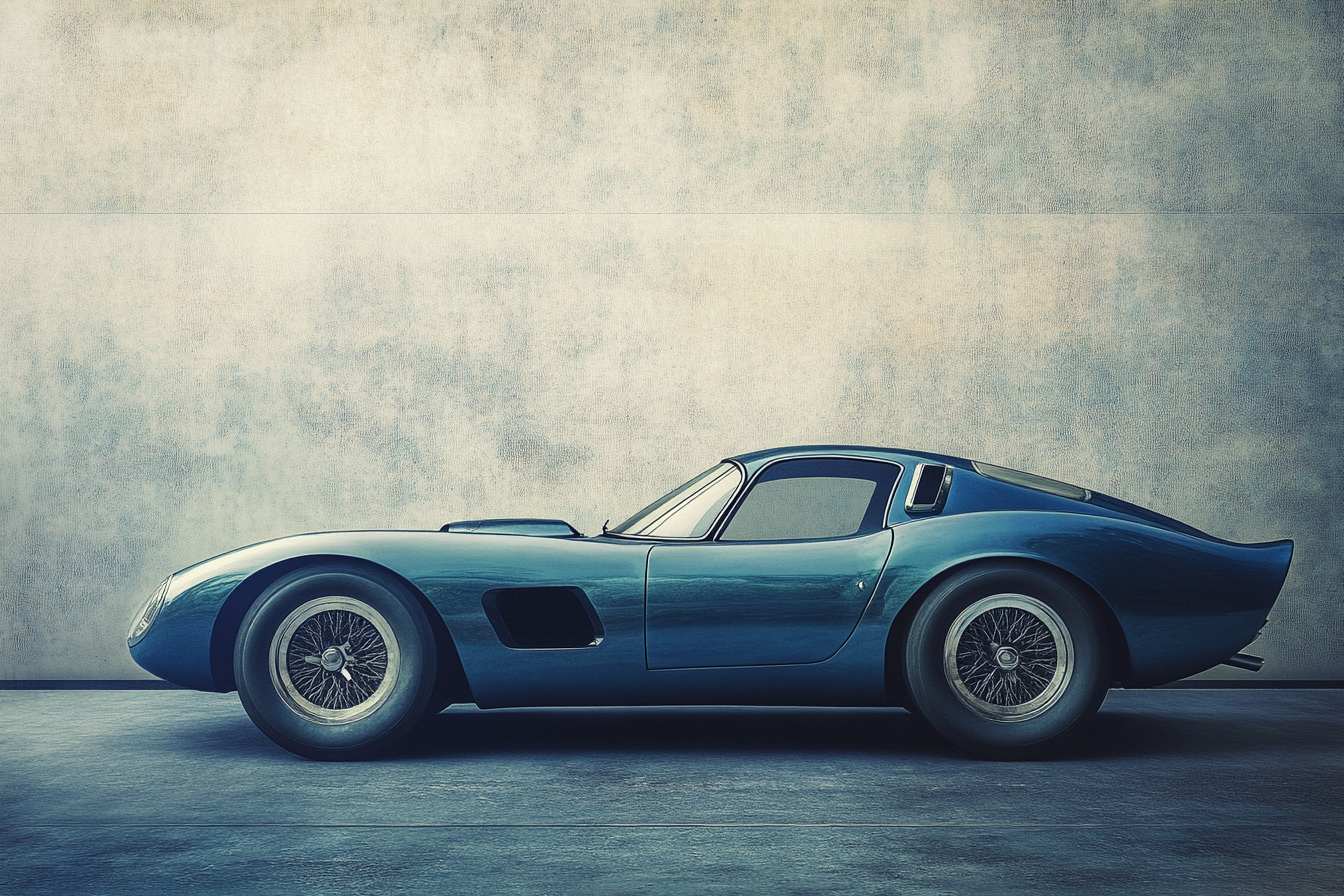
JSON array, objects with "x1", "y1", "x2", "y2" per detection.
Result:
[{"x1": 127, "y1": 577, "x2": 172, "y2": 647}]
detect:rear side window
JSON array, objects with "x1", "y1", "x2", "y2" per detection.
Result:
[{"x1": 720, "y1": 458, "x2": 900, "y2": 541}]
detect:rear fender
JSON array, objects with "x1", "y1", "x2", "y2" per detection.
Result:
[
  {"x1": 883, "y1": 556, "x2": 1131, "y2": 703},
  {"x1": 874, "y1": 512, "x2": 1292, "y2": 688}
]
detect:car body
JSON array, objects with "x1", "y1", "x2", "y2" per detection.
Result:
[{"x1": 128, "y1": 445, "x2": 1293, "y2": 759}]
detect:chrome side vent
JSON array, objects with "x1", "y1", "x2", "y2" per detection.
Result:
[{"x1": 906, "y1": 463, "x2": 952, "y2": 513}]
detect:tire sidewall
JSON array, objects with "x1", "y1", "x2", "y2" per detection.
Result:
[
  {"x1": 235, "y1": 565, "x2": 436, "y2": 760},
  {"x1": 904, "y1": 563, "x2": 1109, "y2": 758}
]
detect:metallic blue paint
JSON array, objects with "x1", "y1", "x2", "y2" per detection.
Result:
[
  {"x1": 130, "y1": 446, "x2": 1293, "y2": 706},
  {"x1": 646, "y1": 530, "x2": 892, "y2": 668}
]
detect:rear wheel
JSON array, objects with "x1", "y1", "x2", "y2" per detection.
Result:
[
  {"x1": 903, "y1": 563, "x2": 1109, "y2": 759},
  {"x1": 234, "y1": 565, "x2": 437, "y2": 760}
]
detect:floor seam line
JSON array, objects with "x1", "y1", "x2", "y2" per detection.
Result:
[{"x1": 4, "y1": 822, "x2": 1328, "y2": 830}]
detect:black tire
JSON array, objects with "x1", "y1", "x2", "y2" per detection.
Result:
[
  {"x1": 234, "y1": 564, "x2": 437, "y2": 760},
  {"x1": 903, "y1": 562, "x2": 1110, "y2": 759}
]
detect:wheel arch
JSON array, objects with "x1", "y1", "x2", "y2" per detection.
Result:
[
  {"x1": 208, "y1": 555, "x2": 473, "y2": 706},
  {"x1": 883, "y1": 555, "x2": 1133, "y2": 705}
]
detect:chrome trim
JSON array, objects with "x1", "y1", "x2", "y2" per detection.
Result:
[
  {"x1": 905, "y1": 463, "x2": 953, "y2": 514},
  {"x1": 270, "y1": 596, "x2": 401, "y2": 725},
  {"x1": 1222, "y1": 652, "x2": 1264, "y2": 673},
  {"x1": 943, "y1": 593, "x2": 1074, "y2": 722}
]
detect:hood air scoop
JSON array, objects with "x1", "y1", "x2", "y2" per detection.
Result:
[{"x1": 441, "y1": 518, "x2": 582, "y2": 538}]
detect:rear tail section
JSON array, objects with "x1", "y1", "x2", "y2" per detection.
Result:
[
  {"x1": 1106, "y1": 531, "x2": 1294, "y2": 687},
  {"x1": 1235, "y1": 538, "x2": 1295, "y2": 614},
  {"x1": 1219, "y1": 538, "x2": 1293, "y2": 671}
]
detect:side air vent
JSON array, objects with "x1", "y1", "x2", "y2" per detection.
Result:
[
  {"x1": 482, "y1": 587, "x2": 604, "y2": 649},
  {"x1": 905, "y1": 463, "x2": 952, "y2": 513}
]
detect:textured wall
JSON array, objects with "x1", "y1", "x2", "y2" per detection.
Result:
[{"x1": 2, "y1": 1, "x2": 1341, "y2": 680}]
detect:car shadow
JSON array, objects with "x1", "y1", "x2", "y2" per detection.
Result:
[
  {"x1": 174, "y1": 698, "x2": 1342, "y2": 764},
  {"x1": 1069, "y1": 707, "x2": 1344, "y2": 760},
  {"x1": 390, "y1": 705, "x2": 961, "y2": 760}
]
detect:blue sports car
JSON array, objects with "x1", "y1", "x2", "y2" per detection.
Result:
[{"x1": 128, "y1": 446, "x2": 1293, "y2": 760}]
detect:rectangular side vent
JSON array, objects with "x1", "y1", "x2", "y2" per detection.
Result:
[
  {"x1": 483, "y1": 587, "x2": 604, "y2": 649},
  {"x1": 906, "y1": 463, "x2": 952, "y2": 513}
]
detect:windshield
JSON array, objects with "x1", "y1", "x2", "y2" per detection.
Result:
[{"x1": 608, "y1": 462, "x2": 744, "y2": 538}]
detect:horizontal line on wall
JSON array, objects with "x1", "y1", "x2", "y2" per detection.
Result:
[
  {"x1": 1, "y1": 679, "x2": 1340, "y2": 690},
  {"x1": 1, "y1": 211, "x2": 1339, "y2": 217}
]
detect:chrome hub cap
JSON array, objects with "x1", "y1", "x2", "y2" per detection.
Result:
[
  {"x1": 319, "y1": 646, "x2": 346, "y2": 672},
  {"x1": 270, "y1": 597, "x2": 401, "y2": 724},
  {"x1": 993, "y1": 645, "x2": 1021, "y2": 671},
  {"x1": 943, "y1": 594, "x2": 1073, "y2": 722}
]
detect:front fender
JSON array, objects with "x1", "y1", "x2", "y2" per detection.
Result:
[
  {"x1": 130, "y1": 530, "x2": 653, "y2": 695},
  {"x1": 130, "y1": 533, "x2": 403, "y2": 691}
]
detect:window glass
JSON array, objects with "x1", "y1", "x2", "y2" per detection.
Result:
[
  {"x1": 971, "y1": 461, "x2": 1089, "y2": 501},
  {"x1": 609, "y1": 462, "x2": 743, "y2": 538},
  {"x1": 645, "y1": 467, "x2": 742, "y2": 538},
  {"x1": 719, "y1": 458, "x2": 900, "y2": 542}
]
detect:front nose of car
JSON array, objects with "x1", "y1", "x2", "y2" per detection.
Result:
[{"x1": 127, "y1": 577, "x2": 172, "y2": 648}]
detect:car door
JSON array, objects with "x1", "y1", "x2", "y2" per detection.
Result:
[{"x1": 645, "y1": 457, "x2": 899, "y2": 669}]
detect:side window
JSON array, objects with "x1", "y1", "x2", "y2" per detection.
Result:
[
  {"x1": 612, "y1": 462, "x2": 744, "y2": 539},
  {"x1": 641, "y1": 464, "x2": 742, "y2": 538},
  {"x1": 719, "y1": 458, "x2": 900, "y2": 542}
]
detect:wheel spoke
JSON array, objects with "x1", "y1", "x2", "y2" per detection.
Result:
[
  {"x1": 283, "y1": 608, "x2": 390, "y2": 711},
  {"x1": 944, "y1": 594, "x2": 1072, "y2": 721}
]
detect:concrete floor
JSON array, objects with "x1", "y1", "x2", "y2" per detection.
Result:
[{"x1": 2, "y1": 690, "x2": 1341, "y2": 895}]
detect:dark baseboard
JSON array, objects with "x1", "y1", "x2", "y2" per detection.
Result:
[
  {"x1": 0, "y1": 680, "x2": 184, "y2": 690},
  {"x1": 1, "y1": 679, "x2": 1340, "y2": 691},
  {"x1": 1155, "y1": 679, "x2": 1342, "y2": 689}
]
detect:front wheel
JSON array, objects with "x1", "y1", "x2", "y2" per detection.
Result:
[
  {"x1": 234, "y1": 565, "x2": 437, "y2": 760},
  {"x1": 903, "y1": 563, "x2": 1110, "y2": 759}
]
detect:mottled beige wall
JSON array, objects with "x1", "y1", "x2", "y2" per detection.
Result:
[{"x1": 2, "y1": 2, "x2": 1341, "y2": 680}]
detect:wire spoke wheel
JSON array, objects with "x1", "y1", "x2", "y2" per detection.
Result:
[
  {"x1": 943, "y1": 594, "x2": 1073, "y2": 722},
  {"x1": 236, "y1": 565, "x2": 438, "y2": 760},
  {"x1": 270, "y1": 596, "x2": 401, "y2": 724},
  {"x1": 905, "y1": 564, "x2": 1108, "y2": 758}
]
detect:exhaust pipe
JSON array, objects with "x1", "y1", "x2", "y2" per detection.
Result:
[{"x1": 1222, "y1": 652, "x2": 1264, "y2": 672}]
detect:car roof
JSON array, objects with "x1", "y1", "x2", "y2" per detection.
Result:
[
  {"x1": 724, "y1": 444, "x2": 1215, "y2": 541},
  {"x1": 726, "y1": 444, "x2": 966, "y2": 476}
]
